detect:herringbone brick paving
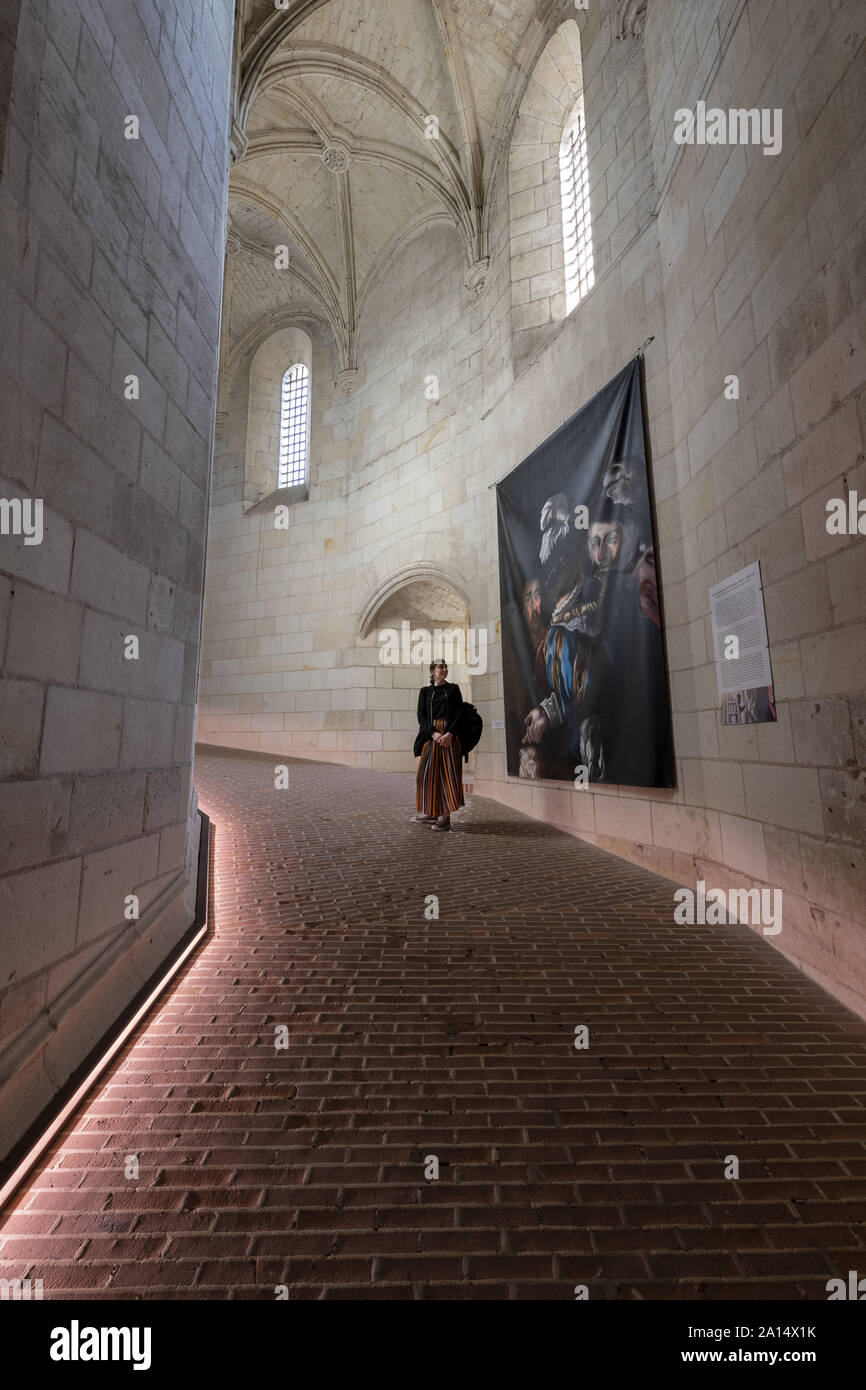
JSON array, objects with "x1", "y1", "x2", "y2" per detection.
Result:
[{"x1": 2, "y1": 746, "x2": 866, "y2": 1299}]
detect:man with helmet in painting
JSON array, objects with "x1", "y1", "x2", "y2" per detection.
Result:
[{"x1": 522, "y1": 482, "x2": 672, "y2": 788}]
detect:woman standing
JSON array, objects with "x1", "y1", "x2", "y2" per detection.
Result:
[{"x1": 413, "y1": 660, "x2": 465, "y2": 831}]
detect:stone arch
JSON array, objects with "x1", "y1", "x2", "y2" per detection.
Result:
[
  {"x1": 355, "y1": 217, "x2": 466, "y2": 370},
  {"x1": 359, "y1": 562, "x2": 472, "y2": 639},
  {"x1": 225, "y1": 306, "x2": 340, "y2": 399},
  {"x1": 507, "y1": 16, "x2": 588, "y2": 371},
  {"x1": 245, "y1": 326, "x2": 313, "y2": 500},
  {"x1": 482, "y1": 0, "x2": 587, "y2": 250},
  {"x1": 357, "y1": 527, "x2": 479, "y2": 635},
  {"x1": 213, "y1": 303, "x2": 339, "y2": 507},
  {"x1": 356, "y1": 212, "x2": 462, "y2": 335},
  {"x1": 357, "y1": 563, "x2": 477, "y2": 773}
]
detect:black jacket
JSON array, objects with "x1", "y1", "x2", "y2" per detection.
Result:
[{"x1": 416, "y1": 681, "x2": 464, "y2": 739}]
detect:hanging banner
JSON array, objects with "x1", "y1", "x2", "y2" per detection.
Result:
[{"x1": 496, "y1": 358, "x2": 675, "y2": 788}]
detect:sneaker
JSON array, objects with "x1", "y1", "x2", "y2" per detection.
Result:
[
  {"x1": 431, "y1": 816, "x2": 451, "y2": 831},
  {"x1": 412, "y1": 813, "x2": 436, "y2": 822}
]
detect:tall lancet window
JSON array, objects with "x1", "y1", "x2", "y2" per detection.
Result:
[
  {"x1": 278, "y1": 362, "x2": 310, "y2": 488},
  {"x1": 559, "y1": 98, "x2": 594, "y2": 313}
]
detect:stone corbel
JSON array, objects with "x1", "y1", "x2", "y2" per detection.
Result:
[
  {"x1": 335, "y1": 368, "x2": 359, "y2": 397},
  {"x1": 465, "y1": 256, "x2": 490, "y2": 295}
]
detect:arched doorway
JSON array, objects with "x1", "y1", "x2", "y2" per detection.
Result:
[{"x1": 360, "y1": 573, "x2": 476, "y2": 774}]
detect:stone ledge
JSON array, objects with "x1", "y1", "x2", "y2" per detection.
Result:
[{"x1": 244, "y1": 484, "x2": 310, "y2": 516}]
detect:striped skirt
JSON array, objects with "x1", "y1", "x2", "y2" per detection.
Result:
[{"x1": 416, "y1": 718, "x2": 464, "y2": 815}]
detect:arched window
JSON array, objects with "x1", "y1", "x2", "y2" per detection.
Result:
[
  {"x1": 278, "y1": 362, "x2": 310, "y2": 488},
  {"x1": 559, "y1": 98, "x2": 594, "y2": 313}
]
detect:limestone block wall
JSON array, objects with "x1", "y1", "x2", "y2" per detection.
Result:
[
  {"x1": 198, "y1": 220, "x2": 483, "y2": 766},
  {"x1": 635, "y1": 0, "x2": 866, "y2": 1014},
  {"x1": 200, "y1": 319, "x2": 351, "y2": 753},
  {"x1": 199, "y1": 1, "x2": 866, "y2": 1014},
  {"x1": 0, "y1": 0, "x2": 233, "y2": 1159}
]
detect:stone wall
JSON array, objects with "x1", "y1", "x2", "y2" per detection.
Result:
[
  {"x1": 199, "y1": 0, "x2": 866, "y2": 1014},
  {"x1": 638, "y1": 0, "x2": 866, "y2": 1014},
  {"x1": 0, "y1": 0, "x2": 233, "y2": 1159}
]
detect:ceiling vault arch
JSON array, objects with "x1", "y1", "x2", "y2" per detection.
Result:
[
  {"x1": 228, "y1": 177, "x2": 349, "y2": 364},
  {"x1": 237, "y1": 0, "x2": 330, "y2": 130},
  {"x1": 229, "y1": 0, "x2": 605, "y2": 378},
  {"x1": 223, "y1": 224, "x2": 339, "y2": 336},
  {"x1": 354, "y1": 210, "x2": 459, "y2": 333},
  {"x1": 257, "y1": 81, "x2": 334, "y2": 146},
  {"x1": 482, "y1": 0, "x2": 588, "y2": 249},
  {"x1": 257, "y1": 47, "x2": 470, "y2": 217},
  {"x1": 428, "y1": 0, "x2": 485, "y2": 263},
  {"x1": 242, "y1": 134, "x2": 475, "y2": 256}
]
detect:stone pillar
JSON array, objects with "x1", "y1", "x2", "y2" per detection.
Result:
[{"x1": 0, "y1": 0, "x2": 235, "y2": 1160}]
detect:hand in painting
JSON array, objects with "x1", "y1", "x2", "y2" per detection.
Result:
[{"x1": 523, "y1": 707, "x2": 549, "y2": 744}]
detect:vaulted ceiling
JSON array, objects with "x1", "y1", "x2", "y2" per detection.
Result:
[{"x1": 226, "y1": 0, "x2": 644, "y2": 379}]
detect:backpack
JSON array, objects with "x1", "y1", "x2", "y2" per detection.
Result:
[{"x1": 456, "y1": 702, "x2": 483, "y2": 758}]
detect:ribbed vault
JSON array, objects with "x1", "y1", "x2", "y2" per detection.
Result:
[{"x1": 227, "y1": 0, "x2": 646, "y2": 378}]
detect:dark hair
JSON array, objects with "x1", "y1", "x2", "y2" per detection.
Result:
[
  {"x1": 592, "y1": 494, "x2": 627, "y2": 527},
  {"x1": 428, "y1": 660, "x2": 448, "y2": 686}
]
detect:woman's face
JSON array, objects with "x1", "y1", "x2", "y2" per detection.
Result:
[{"x1": 432, "y1": 662, "x2": 448, "y2": 684}]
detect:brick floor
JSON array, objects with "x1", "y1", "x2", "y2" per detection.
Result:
[{"x1": 2, "y1": 746, "x2": 866, "y2": 1300}]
